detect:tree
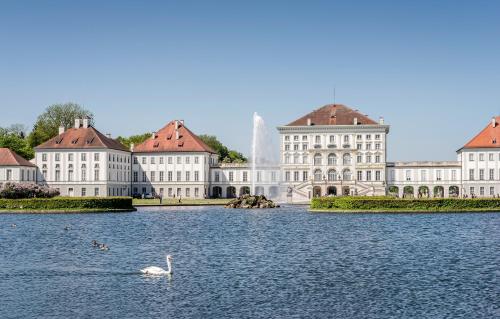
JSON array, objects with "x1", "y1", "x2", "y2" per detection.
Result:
[
  {"x1": 0, "y1": 126, "x2": 34, "y2": 160},
  {"x1": 198, "y1": 135, "x2": 247, "y2": 163},
  {"x1": 116, "y1": 133, "x2": 151, "y2": 149},
  {"x1": 28, "y1": 103, "x2": 94, "y2": 148}
]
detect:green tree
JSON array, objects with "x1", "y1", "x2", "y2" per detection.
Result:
[
  {"x1": 0, "y1": 125, "x2": 34, "y2": 160},
  {"x1": 198, "y1": 135, "x2": 247, "y2": 163},
  {"x1": 116, "y1": 133, "x2": 151, "y2": 149},
  {"x1": 28, "y1": 103, "x2": 94, "y2": 148}
]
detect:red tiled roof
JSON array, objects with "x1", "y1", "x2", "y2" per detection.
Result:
[
  {"x1": 0, "y1": 148, "x2": 36, "y2": 167},
  {"x1": 462, "y1": 117, "x2": 500, "y2": 149},
  {"x1": 35, "y1": 126, "x2": 129, "y2": 152},
  {"x1": 287, "y1": 104, "x2": 378, "y2": 126},
  {"x1": 133, "y1": 120, "x2": 216, "y2": 153}
]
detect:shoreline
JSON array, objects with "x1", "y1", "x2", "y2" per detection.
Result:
[
  {"x1": 310, "y1": 208, "x2": 500, "y2": 214},
  {"x1": 0, "y1": 208, "x2": 137, "y2": 214}
]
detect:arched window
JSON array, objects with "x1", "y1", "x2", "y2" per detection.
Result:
[
  {"x1": 366, "y1": 153, "x2": 372, "y2": 163},
  {"x1": 343, "y1": 154, "x2": 352, "y2": 165},
  {"x1": 293, "y1": 154, "x2": 299, "y2": 164},
  {"x1": 343, "y1": 169, "x2": 352, "y2": 181},
  {"x1": 81, "y1": 164, "x2": 86, "y2": 169},
  {"x1": 314, "y1": 153, "x2": 322, "y2": 166},
  {"x1": 328, "y1": 169, "x2": 337, "y2": 181},
  {"x1": 328, "y1": 154, "x2": 337, "y2": 165},
  {"x1": 314, "y1": 169, "x2": 323, "y2": 182}
]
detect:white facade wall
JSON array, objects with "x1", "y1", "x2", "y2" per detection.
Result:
[
  {"x1": 460, "y1": 149, "x2": 500, "y2": 197},
  {"x1": 132, "y1": 152, "x2": 217, "y2": 198},
  {"x1": 386, "y1": 162, "x2": 462, "y2": 198},
  {"x1": 278, "y1": 124, "x2": 389, "y2": 202},
  {"x1": 35, "y1": 149, "x2": 131, "y2": 197},
  {"x1": 0, "y1": 166, "x2": 37, "y2": 184}
]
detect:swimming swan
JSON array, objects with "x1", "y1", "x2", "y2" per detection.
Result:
[{"x1": 141, "y1": 255, "x2": 173, "y2": 275}]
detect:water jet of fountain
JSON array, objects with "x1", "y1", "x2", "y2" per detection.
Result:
[{"x1": 251, "y1": 112, "x2": 278, "y2": 197}]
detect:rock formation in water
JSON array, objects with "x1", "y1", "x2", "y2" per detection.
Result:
[{"x1": 225, "y1": 194, "x2": 279, "y2": 209}]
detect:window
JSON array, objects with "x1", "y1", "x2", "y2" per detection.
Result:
[
  {"x1": 185, "y1": 188, "x2": 190, "y2": 197},
  {"x1": 302, "y1": 155, "x2": 308, "y2": 164},
  {"x1": 168, "y1": 157, "x2": 173, "y2": 164},
  {"x1": 366, "y1": 171, "x2": 372, "y2": 181},
  {"x1": 94, "y1": 153, "x2": 99, "y2": 161},
  {"x1": 272, "y1": 171, "x2": 277, "y2": 182},
  {"x1": 160, "y1": 157, "x2": 164, "y2": 164},
  {"x1": 94, "y1": 170, "x2": 99, "y2": 181},
  {"x1": 177, "y1": 171, "x2": 181, "y2": 181},
  {"x1": 285, "y1": 171, "x2": 291, "y2": 182},
  {"x1": 421, "y1": 170, "x2": 427, "y2": 181},
  {"x1": 451, "y1": 170, "x2": 457, "y2": 181},
  {"x1": 315, "y1": 136, "x2": 321, "y2": 144},
  {"x1": 343, "y1": 169, "x2": 352, "y2": 181},
  {"x1": 215, "y1": 172, "x2": 220, "y2": 182},
  {"x1": 302, "y1": 135, "x2": 307, "y2": 141},
  {"x1": 470, "y1": 187, "x2": 475, "y2": 195},
  {"x1": 357, "y1": 171, "x2": 363, "y2": 181},
  {"x1": 294, "y1": 171, "x2": 299, "y2": 181},
  {"x1": 55, "y1": 170, "x2": 61, "y2": 181},
  {"x1": 177, "y1": 188, "x2": 181, "y2": 197},
  {"x1": 186, "y1": 157, "x2": 190, "y2": 164},
  {"x1": 490, "y1": 169, "x2": 494, "y2": 181},
  {"x1": 489, "y1": 153, "x2": 494, "y2": 161},
  {"x1": 469, "y1": 154, "x2": 474, "y2": 161},
  {"x1": 479, "y1": 169, "x2": 484, "y2": 181},
  {"x1": 81, "y1": 188, "x2": 86, "y2": 197},
  {"x1": 375, "y1": 134, "x2": 381, "y2": 140},
  {"x1": 328, "y1": 154, "x2": 337, "y2": 165},
  {"x1": 142, "y1": 172, "x2": 147, "y2": 182},
  {"x1": 329, "y1": 135, "x2": 335, "y2": 143},
  {"x1": 343, "y1": 135, "x2": 349, "y2": 143},
  {"x1": 366, "y1": 154, "x2": 372, "y2": 163},
  {"x1": 6, "y1": 169, "x2": 12, "y2": 181},
  {"x1": 133, "y1": 157, "x2": 138, "y2": 164},
  {"x1": 303, "y1": 171, "x2": 308, "y2": 181},
  {"x1": 42, "y1": 153, "x2": 47, "y2": 161},
  {"x1": 314, "y1": 154, "x2": 322, "y2": 166},
  {"x1": 68, "y1": 153, "x2": 73, "y2": 161},
  {"x1": 357, "y1": 155, "x2": 362, "y2": 163},
  {"x1": 480, "y1": 187, "x2": 485, "y2": 196},
  {"x1": 314, "y1": 169, "x2": 322, "y2": 182},
  {"x1": 243, "y1": 171, "x2": 248, "y2": 182},
  {"x1": 194, "y1": 171, "x2": 199, "y2": 181},
  {"x1": 133, "y1": 171, "x2": 138, "y2": 182},
  {"x1": 490, "y1": 187, "x2": 495, "y2": 196},
  {"x1": 186, "y1": 171, "x2": 190, "y2": 182},
  {"x1": 168, "y1": 188, "x2": 172, "y2": 197},
  {"x1": 406, "y1": 170, "x2": 411, "y2": 181},
  {"x1": 302, "y1": 144, "x2": 308, "y2": 150},
  {"x1": 195, "y1": 188, "x2": 199, "y2": 197},
  {"x1": 160, "y1": 171, "x2": 164, "y2": 182},
  {"x1": 356, "y1": 135, "x2": 362, "y2": 140},
  {"x1": 375, "y1": 155, "x2": 381, "y2": 163},
  {"x1": 55, "y1": 153, "x2": 60, "y2": 161},
  {"x1": 195, "y1": 157, "x2": 199, "y2": 164},
  {"x1": 375, "y1": 171, "x2": 381, "y2": 181},
  {"x1": 366, "y1": 134, "x2": 371, "y2": 140},
  {"x1": 469, "y1": 169, "x2": 474, "y2": 181},
  {"x1": 151, "y1": 157, "x2": 155, "y2": 164},
  {"x1": 357, "y1": 143, "x2": 362, "y2": 150},
  {"x1": 81, "y1": 165, "x2": 87, "y2": 181},
  {"x1": 293, "y1": 144, "x2": 299, "y2": 151},
  {"x1": 293, "y1": 154, "x2": 299, "y2": 164},
  {"x1": 328, "y1": 169, "x2": 337, "y2": 181},
  {"x1": 479, "y1": 154, "x2": 484, "y2": 161},
  {"x1": 95, "y1": 188, "x2": 99, "y2": 196},
  {"x1": 436, "y1": 170, "x2": 442, "y2": 181},
  {"x1": 285, "y1": 144, "x2": 290, "y2": 151},
  {"x1": 177, "y1": 157, "x2": 181, "y2": 164},
  {"x1": 375, "y1": 143, "x2": 381, "y2": 150},
  {"x1": 343, "y1": 154, "x2": 351, "y2": 165},
  {"x1": 366, "y1": 143, "x2": 372, "y2": 150},
  {"x1": 229, "y1": 172, "x2": 234, "y2": 182},
  {"x1": 285, "y1": 135, "x2": 290, "y2": 141},
  {"x1": 168, "y1": 171, "x2": 173, "y2": 182}
]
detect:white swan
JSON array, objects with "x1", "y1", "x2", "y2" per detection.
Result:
[{"x1": 141, "y1": 255, "x2": 173, "y2": 275}]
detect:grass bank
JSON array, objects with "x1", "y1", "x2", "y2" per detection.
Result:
[
  {"x1": 0, "y1": 197, "x2": 135, "y2": 213},
  {"x1": 133, "y1": 198, "x2": 231, "y2": 206},
  {"x1": 310, "y1": 196, "x2": 500, "y2": 213}
]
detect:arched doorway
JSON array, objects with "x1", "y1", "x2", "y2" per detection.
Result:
[
  {"x1": 342, "y1": 186, "x2": 350, "y2": 196},
  {"x1": 269, "y1": 186, "x2": 279, "y2": 198},
  {"x1": 227, "y1": 186, "x2": 237, "y2": 198},
  {"x1": 389, "y1": 186, "x2": 399, "y2": 197},
  {"x1": 240, "y1": 186, "x2": 250, "y2": 196},
  {"x1": 418, "y1": 186, "x2": 430, "y2": 198},
  {"x1": 255, "y1": 186, "x2": 265, "y2": 196},
  {"x1": 212, "y1": 186, "x2": 222, "y2": 198},
  {"x1": 313, "y1": 186, "x2": 322, "y2": 197},
  {"x1": 434, "y1": 186, "x2": 444, "y2": 198},
  {"x1": 327, "y1": 186, "x2": 337, "y2": 196},
  {"x1": 449, "y1": 186, "x2": 459, "y2": 198},
  {"x1": 403, "y1": 186, "x2": 414, "y2": 198}
]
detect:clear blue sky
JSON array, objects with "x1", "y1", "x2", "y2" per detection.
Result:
[{"x1": 1, "y1": 0, "x2": 499, "y2": 161}]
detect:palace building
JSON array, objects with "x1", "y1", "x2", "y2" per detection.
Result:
[{"x1": 2, "y1": 103, "x2": 499, "y2": 201}]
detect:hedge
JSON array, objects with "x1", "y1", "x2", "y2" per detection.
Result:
[
  {"x1": 311, "y1": 196, "x2": 500, "y2": 212},
  {"x1": 0, "y1": 197, "x2": 134, "y2": 211}
]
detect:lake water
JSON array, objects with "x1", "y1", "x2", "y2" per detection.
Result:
[{"x1": 1, "y1": 206, "x2": 499, "y2": 319}]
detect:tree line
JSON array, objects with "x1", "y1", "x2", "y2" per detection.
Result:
[{"x1": 0, "y1": 103, "x2": 247, "y2": 163}]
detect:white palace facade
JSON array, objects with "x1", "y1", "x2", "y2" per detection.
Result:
[{"x1": 2, "y1": 103, "x2": 500, "y2": 201}]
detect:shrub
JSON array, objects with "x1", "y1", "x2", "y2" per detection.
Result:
[
  {"x1": 0, "y1": 182, "x2": 60, "y2": 199},
  {"x1": 0, "y1": 197, "x2": 133, "y2": 211},
  {"x1": 311, "y1": 196, "x2": 500, "y2": 212}
]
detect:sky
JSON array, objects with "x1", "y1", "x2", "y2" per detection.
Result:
[{"x1": 0, "y1": 0, "x2": 499, "y2": 161}]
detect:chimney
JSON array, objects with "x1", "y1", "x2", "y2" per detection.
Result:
[
  {"x1": 130, "y1": 143, "x2": 135, "y2": 152},
  {"x1": 58, "y1": 126, "x2": 65, "y2": 135},
  {"x1": 353, "y1": 117, "x2": 358, "y2": 125},
  {"x1": 307, "y1": 118, "x2": 312, "y2": 126},
  {"x1": 176, "y1": 130, "x2": 180, "y2": 140},
  {"x1": 379, "y1": 117, "x2": 385, "y2": 125},
  {"x1": 106, "y1": 133, "x2": 112, "y2": 138},
  {"x1": 180, "y1": 120, "x2": 184, "y2": 126},
  {"x1": 492, "y1": 117, "x2": 496, "y2": 128},
  {"x1": 152, "y1": 132, "x2": 156, "y2": 139},
  {"x1": 82, "y1": 117, "x2": 89, "y2": 128},
  {"x1": 74, "y1": 119, "x2": 81, "y2": 128},
  {"x1": 175, "y1": 120, "x2": 179, "y2": 130}
]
